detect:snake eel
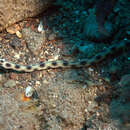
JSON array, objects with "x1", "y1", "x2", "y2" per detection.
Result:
[{"x1": 0, "y1": 41, "x2": 129, "y2": 72}]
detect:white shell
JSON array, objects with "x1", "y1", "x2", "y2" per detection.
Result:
[
  {"x1": 38, "y1": 21, "x2": 44, "y2": 32},
  {"x1": 25, "y1": 86, "x2": 35, "y2": 97}
]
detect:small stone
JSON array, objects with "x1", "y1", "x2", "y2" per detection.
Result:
[
  {"x1": 82, "y1": 85, "x2": 87, "y2": 89},
  {"x1": 6, "y1": 24, "x2": 21, "y2": 34},
  {"x1": 35, "y1": 81, "x2": 41, "y2": 87},
  {"x1": 126, "y1": 31, "x2": 130, "y2": 35},
  {"x1": 14, "y1": 53, "x2": 20, "y2": 59},
  {"x1": 25, "y1": 86, "x2": 35, "y2": 98},
  {"x1": 119, "y1": 74, "x2": 130, "y2": 87},
  {"x1": 0, "y1": 37, "x2": 2, "y2": 41},
  {"x1": 4, "y1": 80, "x2": 16, "y2": 87},
  {"x1": 6, "y1": 26, "x2": 16, "y2": 34},
  {"x1": 114, "y1": 7, "x2": 120, "y2": 13},
  {"x1": 48, "y1": 33, "x2": 56, "y2": 41},
  {"x1": 16, "y1": 31, "x2": 22, "y2": 38},
  {"x1": 88, "y1": 67, "x2": 94, "y2": 72},
  {"x1": 86, "y1": 80, "x2": 95, "y2": 86},
  {"x1": 43, "y1": 79, "x2": 49, "y2": 84}
]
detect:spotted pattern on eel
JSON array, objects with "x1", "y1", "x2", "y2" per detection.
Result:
[{"x1": 0, "y1": 41, "x2": 129, "y2": 72}]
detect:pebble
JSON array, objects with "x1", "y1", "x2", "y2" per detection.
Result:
[
  {"x1": 16, "y1": 31, "x2": 22, "y2": 38},
  {"x1": 0, "y1": 37, "x2": 2, "y2": 41},
  {"x1": 6, "y1": 24, "x2": 21, "y2": 34},
  {"x1": 14, "y1": 53, "x2": 20, "y2": 59},
  {"x1": 48, "y1": 33, "x2": 56, "y2": 41},
  {"x1": 88, "y1": 67, "x2": 94, "y2": 72},
  {"x1": 4, "y1": 80, "x2": 16, "y2": 87},
  {"x1": 119, "y1": 74, "x2": 130, "y2": 87},
  {"x1": 24, "y1": 86, "x2": 35, "y2": 98},
  {"x1": 76, "y1": 42, "x2": 94, "y2": 55},
  {"x1": 43, "y1": 79, "x2": 49, "y2": 84}
]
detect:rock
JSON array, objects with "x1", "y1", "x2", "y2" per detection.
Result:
[
  {"x1": 16, "y1": 31, "x2": 22, "y2": 38},
  {"x1": 83, "y1": 8, "x2": 113, "y2": 40},
  {"x1": 0, "y1": 0, "x2": 54, "y2": 31},
  {"x1": 48, "y1": 33, "x2": 57, "y2": 41},
  {"x1": 74, "y1": 42, "x2": 94, "y2": 56},
  {"x1": 22, "y1": 28, "x2": 46, "y2": 55},
  {"x1": 119, "y1": 74, "x2": 130, "y2": 87},
  {"x1": 6, "y1": 24, "x2": 21, "y2": 34},
  {"x1": 4, "y1": 80, "x2": 16, "y2": 88}
]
